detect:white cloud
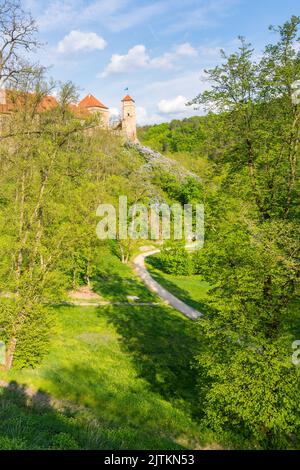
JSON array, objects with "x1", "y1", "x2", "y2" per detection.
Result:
[
  {"x1": 150, "y1": 52, "x2": 174, "y2": 69},
  {"x1": 58, "y1": 30, "x2": 107, "y2": 54},
  {"x1": 136, "y1": 106, "x2": 164, "y2": 126},
  {"x1": 36, "y1": 0, "x2": 128, "y2": 32},
  {"x1": 175, "y1": 42, "x2": 198, "y2": 57},
  {"x1": 157, "y1": 95, "x2": 188, "y2": 114},
  {"x1": 82, "y1": 0, "x2": 129, "y2": 21},
  {"x1": 109, "y1": 107, "x2": 120, "y2": 118},
  {"x1": 38, "y1": 0, "x2": 78, "y2": 30},
  {"x1": 198, "y1": 45, "x2": 222, "y2": 60},
  {"x1": 101, "y1": 42, "x2": 198, "y2": 77},
  {"x1": 35, "y1": 0, "x2": 169, "y2": 34},
  {"x1": 140, "y1": 71, "x2": 208, "y2": 120},
  {"x1": 101, "y1": 45, "x2": 149, "y2": 77},
  {"x1": 150, "y1": 43, "x2": 198, "y2": 69}
]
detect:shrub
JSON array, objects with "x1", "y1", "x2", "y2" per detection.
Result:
[
  {"x1": 51, "y1": 432, "x2": 80, "y2": 450},
  {"x1": 160, "y1": 244, "x2": 194, "y2": 275},
  {"x1": 13, "y1": 304, "x2": 54, "y2": 369}
]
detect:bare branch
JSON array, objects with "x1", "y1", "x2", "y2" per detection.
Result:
[{"x1": 0, "y1": 0, "x2": 40, "y2": 87}]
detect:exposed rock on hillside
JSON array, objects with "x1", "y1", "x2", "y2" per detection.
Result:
[{"x1": 129, "y1": 143, "x2": 201, "y2": 182}]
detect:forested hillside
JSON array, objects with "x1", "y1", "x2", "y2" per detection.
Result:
[
  {"x1": 138, "y1": 116, "x2": 207, "y2": 154},
  {"x1": 139, "y1": 17, "x2": 300, "y2": 449},
  {"x1": 0, "y1": 1, "x2": 299, "y2": 451}
]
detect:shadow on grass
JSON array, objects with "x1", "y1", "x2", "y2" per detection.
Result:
[
  {"x1": 0, "y1": 381, "x2": 87, "y2": 449},
  {"x1": 93, "y1": 272, "x2": 157, "y2": 302},
  {"x1": 40, "y1": 360, "x2": 195, "y2": 450},
  {"x1": 104, "y1": 305, "x2": 200, "y2": 411},
  {"x1": 90, "y1": 247, "x2": 158, "y2": 302},
  {"x1": 146, "y1": 257, "x2": 209, "y2": 313},
  {"x1": 0, "y1": 378, "x2": 188, "y2": 450}
]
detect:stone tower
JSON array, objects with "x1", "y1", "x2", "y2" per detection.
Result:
[{"x1": 122, "y1": 95, "x2": 138, "y2": 143}]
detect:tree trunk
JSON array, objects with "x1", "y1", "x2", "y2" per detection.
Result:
[
  {"x1": 4, "y1": 308, "x2": 26, "y2": 370},
  {"x1": 4, "y1": 336, "x2": 17, "y2": 370}
]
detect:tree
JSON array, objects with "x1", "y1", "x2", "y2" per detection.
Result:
[
  {"x1": 57, "y1": 81, "x2": 79, "y2": 121},
  {"x1": 159, "y1": 242, "x2": 194, "y2": 275},
  {"x1": 0, "y1": 1, "x2": 39, "y2": 87},
  {"x1": 0, "y1": 72, "x2": 101, "y2": 369},
  {"x1": 190, "y1": 17, "x2": 300, "y2": 447}
]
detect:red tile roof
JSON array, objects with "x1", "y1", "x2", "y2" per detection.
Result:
[
  {"x1": 0, "y1": 90, "x2": 106, "y2": 116},
  {"x1": 38, "y1": 95, "x2": 58, "y2": 111},
  {"x1": 0, "y1": 103, "x2": 12, "y2": 113},
  {"x1": 122, "y1": 94, "x2": 135, "y2": 102},
  {"x1": 79, "y1": 94, "x2": 108, "y2": 109},
  {"x1": 2, "y1": 90, "x2": 58, "y2": 112}
]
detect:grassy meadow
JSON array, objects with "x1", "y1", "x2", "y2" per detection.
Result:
[
  {"x1": 146, "y1": 254, "x2": 210, "y2": 313},
  {"x1": 1, "y1": 304, "x2": 208, "y2": 450}
]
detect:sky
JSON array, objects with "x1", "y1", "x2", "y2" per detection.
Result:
[{"x1": 21, "y1": 0, "x2": 300, "y2": 125}]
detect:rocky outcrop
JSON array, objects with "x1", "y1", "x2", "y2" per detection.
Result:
[{"x1": 130, "y1": 143, "x2": 201, "y2": 181}]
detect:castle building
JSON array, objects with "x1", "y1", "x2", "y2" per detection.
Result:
[
  {"x1": 77, "y1": 94, "x2": 110, "y2": 128},
  {"x1": 0, "y1": 88, "x2": 6, "y2": 106},
  {"x1": 121, "y1": 95, "x2": 137, "y2": 143},
  {"x1": 0, "y1": 88, "x2": 138, "y2": 143}
]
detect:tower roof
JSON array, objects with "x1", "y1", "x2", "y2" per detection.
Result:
[
  {"x1": 122, "y1": 94, "x2": 135, "y2": 103},
  {"x1": 79, "y1": 94, "x2": 108, "y2": 109}
]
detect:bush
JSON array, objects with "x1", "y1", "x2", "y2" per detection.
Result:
[
  {"x1": 0, "y1": 436, "x2": 26, "y2": 450},
  {"x1": 160, "y1": 244, "x2": 194, "y2": 275},
  {"x1": 13, "y1": 304, "x2": 54, "y2": 369},
  {"x1": 0, "y1": 301, "x2": 16, "y2": 344},
  {"x1": 51, "y1": 432, "x2": 80, "y2": 450},
  {"x1": 192, "y1": 250, "x2": 204, "y2": 275}
]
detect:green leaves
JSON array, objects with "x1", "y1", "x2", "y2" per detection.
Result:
[
  {"x1": 138, "y1": 117, "x2": 206, "y2": 155},
  {"x1": 189, "y1": 16, "x2": 300, "y2": 447},
  {"x1": 159, "y1": 243, "x2": 194, "y2": 276}
]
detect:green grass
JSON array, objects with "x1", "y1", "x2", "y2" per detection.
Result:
[
  {"x1": 146, "y1": 255, "x2": 211, "y2": 313},
  {"x1": 1, "y1": 304, "x2": 211, "y2": 450},
  {"x1": 92, "y1": 250, "x2": 158, "y2": 302},
  {"x1": 0, "y1": 253, "x2": 218, "y2": 450}
]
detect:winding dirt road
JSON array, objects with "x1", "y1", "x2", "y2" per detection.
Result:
[{"x1": 133, "y1": 249, "x2": 203, "y2": 320}]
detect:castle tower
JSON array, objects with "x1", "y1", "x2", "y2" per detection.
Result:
[{"x1": 121, "y1": 95, "x2": 138, "y2": 143}]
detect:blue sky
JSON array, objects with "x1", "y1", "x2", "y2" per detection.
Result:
[{"x1": 22, "y1": 0, "x2": 300, "y2": 124}]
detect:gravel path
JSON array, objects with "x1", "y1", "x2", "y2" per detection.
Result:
[{"x1": 133, "y1": 249, "x2": 203, "y2": 320}]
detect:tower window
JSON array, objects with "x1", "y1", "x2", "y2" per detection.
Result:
[{"x1": 127, "y1": 113, "x2": 130, "y2": 116}]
